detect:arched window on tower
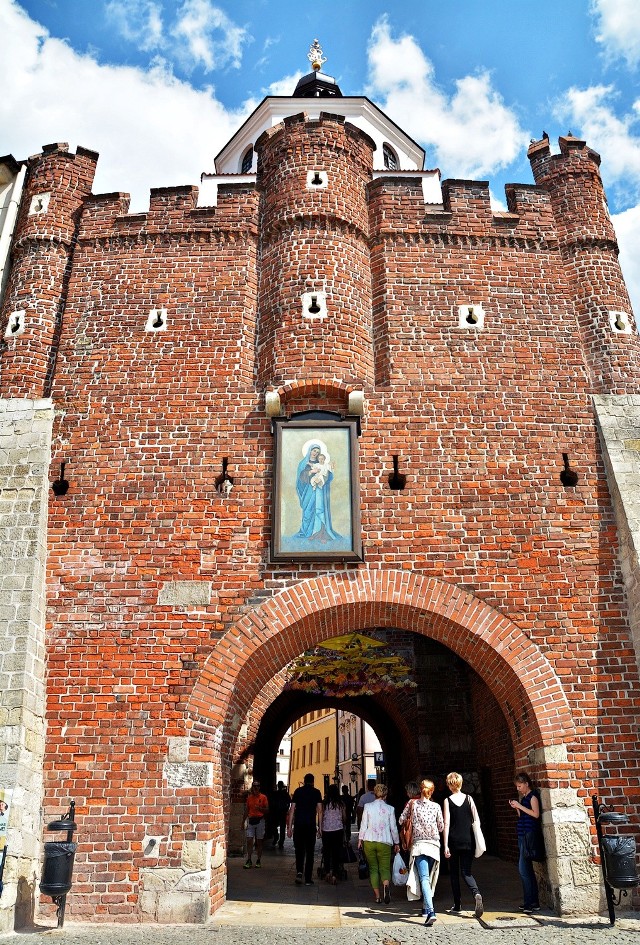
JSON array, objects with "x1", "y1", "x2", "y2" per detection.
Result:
[
  {"x1": 383, "y1": 143, "x2": 398, "y2": 170},
  {"x1": 241, "y1": 146, "x2": 254, "y2": 174}
]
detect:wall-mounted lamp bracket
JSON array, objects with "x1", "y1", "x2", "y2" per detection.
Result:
[
  {"x1": 560, "y1": 453, "x2": 579, "y2": 488},
  {"x1": 51, "y1": 461, "x2": 69, "y2": 496},
  {"x1": 214, "y1": 457, "x2": 234, "y2": 496},
  {"x1": 388, "y1": 455, "x2": 407, "y2": 490}
]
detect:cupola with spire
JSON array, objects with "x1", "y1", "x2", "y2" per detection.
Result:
[{"x1": 205, "y1": 40, "x2": 429, "y2": 181}]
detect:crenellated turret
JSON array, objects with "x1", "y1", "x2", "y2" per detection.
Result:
[
  {"x1": 528, "y1": 134, "x2": 640, "y2": 393},
  {"x1": 255, "y1": 111, "x2": 376, "y2": 386},
  {"x1": 0, "y1": 143, "x2": 97, "y2": 397}
]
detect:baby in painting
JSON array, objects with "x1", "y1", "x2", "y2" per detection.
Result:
[{"x1": 309, "y1": 453, "x2": 334, "y2": 489}]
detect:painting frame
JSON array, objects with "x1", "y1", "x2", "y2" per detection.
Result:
[{"x1": 271, "y1": 416, "x2": 363, "y2": 562}]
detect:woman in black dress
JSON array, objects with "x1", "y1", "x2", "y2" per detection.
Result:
[{"x1": 443, "y1": 772, "x2": 484, "y2": 918}]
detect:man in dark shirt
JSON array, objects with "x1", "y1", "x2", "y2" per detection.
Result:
[
  {"x1": 269, "y1": 781, "x2": 291, "y2": 849},
  {"x1": 287, "y1": 773, "x2": 323, "y2": 885}
]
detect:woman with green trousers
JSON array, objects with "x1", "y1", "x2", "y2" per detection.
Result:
[{"x1": 358, "y1": 783, "x2": 400, "y2": 904}]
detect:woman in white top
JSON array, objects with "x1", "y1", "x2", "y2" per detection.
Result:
[
  {"x1": 399, "y1": 778, "x2": 443, "y2": 925},
  {"x1": 358, "y1": 783, "x2": 400, "y2": 904},
  {"x1": 443, "y1": 771, "x2": 484, "y2": 918}
]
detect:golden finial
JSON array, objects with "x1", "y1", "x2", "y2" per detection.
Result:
[{"x1": 307, "y1": 39, "x2": 327, "y2": 72}]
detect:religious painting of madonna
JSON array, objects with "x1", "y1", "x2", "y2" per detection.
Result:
[{"x1": 271, "y1": 418, "x2": 363, "y2": 561}]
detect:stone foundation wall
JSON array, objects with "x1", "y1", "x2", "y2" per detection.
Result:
[{"x1": 0, "y1": 398, "x2": 53, "y2": 932}]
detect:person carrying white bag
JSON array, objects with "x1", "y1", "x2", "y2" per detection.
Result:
[
  {"x1": 443, "y1": 771, "x2": 485, "y2": 918},
  {"x1": 398, "y1": 778, "x2": 443, "y2": 926}
]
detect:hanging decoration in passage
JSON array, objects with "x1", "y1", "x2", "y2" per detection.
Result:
[{"x1": 285, "y1": 632, "x2": 416, "y2": 697}]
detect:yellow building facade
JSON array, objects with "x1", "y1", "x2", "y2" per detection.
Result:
[{"x1": 288, "y1": 709, "x2": 337, "y2": 795}]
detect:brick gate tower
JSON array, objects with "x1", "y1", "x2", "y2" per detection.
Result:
[{"x1": 0, "y1": 41, "x2": 639, "y2": 928}]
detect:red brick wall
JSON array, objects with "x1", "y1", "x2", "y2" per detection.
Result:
[{"x1": 1, "y1": 119, "x2": 639, "y2": 919}]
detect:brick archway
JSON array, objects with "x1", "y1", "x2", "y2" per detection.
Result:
[
  {"x1": 188, "y1": 569, "x2": 575, "y2": 759},
  {"x1": 186, "y1": 569, "x2": 583, "y2": 915}
]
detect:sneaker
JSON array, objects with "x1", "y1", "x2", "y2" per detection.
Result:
[
  {"x1": 528, "y1": 904, "x2": 541, "y2": 912},
  {"x1": 244, "y1": 859, "x2": 252, "y2": 869},
  {"x1": 446, "y1": 906, "x2": 462, "y2": 914},
  {"x1": 304, "y1": 879, "x2": 314, "y2": 886},
  {"x1": 474, "y1": 893, "x2": 484, "y2": 918},
  {"x1": 421, "y1": 908, "x2": 430, "y2": 917},
  {"x1": 424, "y1": 912, "x2": 437, "y2": 927},
  {"x1": 295, "y1": 872, "x2": 303, "y2": 885},
  {"x1": 520, "y1": 905, "x2": 534, "y2": 913},
  {"x1": 255, "y1": 860, "x2": 261, "y2": 869}
]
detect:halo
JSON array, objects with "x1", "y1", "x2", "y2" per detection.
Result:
[{"x1": 301, "y1": 438, "x2": 330, "y2": 463}]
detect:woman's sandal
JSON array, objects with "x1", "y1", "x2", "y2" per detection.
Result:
[{"x1": 375, "y1": 897, "x2": 382, "y2": 904}]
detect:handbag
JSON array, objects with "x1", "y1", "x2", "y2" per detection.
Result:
[
  {"x1": 357, "y1": 847, "x2": 370, "y2": 880},
  {"x1": 522, "y1": 828, "x2": 546, "y2": 862},
  {"x1": 400, "y1": 800, "x2": 414, "y2": 852},
  {"x1": 469, "y1": 797, "x2": 486, "y2": 858},
  {"x1": 344, "y1": 841, "x2": 357, "y2": 863}
]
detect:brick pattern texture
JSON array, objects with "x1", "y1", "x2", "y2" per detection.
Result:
[{"x1": 0, "y1": 120, "x2": 639, "y2": 922}]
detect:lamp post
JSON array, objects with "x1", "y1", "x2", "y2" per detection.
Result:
[{"x1": 350, "y1": 754, "x2": 363, "y2": 792}]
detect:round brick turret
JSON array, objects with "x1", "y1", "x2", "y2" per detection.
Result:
[
  {"x1": 528, "y1": 134, "x2": 640, "y2": 393},
  {"x1": 255, "y1": 112, "x2": 375, "y2": 387},
  {"x1": 0, "y1": 143, "x2": 97, "y2": 397}
]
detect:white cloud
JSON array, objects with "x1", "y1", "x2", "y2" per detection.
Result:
[
  {"x1": 171, "y1": 0, "x2": 248, "y2": 72},
  {"x1": 555, "y1": 85, "x2": 640, "y2": 200},
  {"x1": 106, "y1": 0, "x2": 248, "y2": 72},
  {"x1": 366, "y1": 16, "x2": 528, "y2": 179},
  {"x1": 0, "y1": 0, "x2": 253, "y2": 210},
  {"x1": 613, "y1": 206, "x2": 640, "y2": 318},
  {"x1": 105, "y1": 0, "x2": 164, "y2": 52},
  {"x1": 264, "y1": 71, "x2": 303, "y2": 97},
  {"x1": 591, "y1": 0, "x2": 640, "y2": 68}
]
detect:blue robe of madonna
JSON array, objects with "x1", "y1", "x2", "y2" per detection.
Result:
[{"x1": 294, "y1": 444, "x2": 338, "y2": 541}]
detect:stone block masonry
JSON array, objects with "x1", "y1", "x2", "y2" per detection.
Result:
[{"x1": 0, "y1": 398, "x2": 53, "y2": 933}]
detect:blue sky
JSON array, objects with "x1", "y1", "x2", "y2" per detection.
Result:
[{"x1": 2, "y1": 0, "x2": 640, "y2": 312}]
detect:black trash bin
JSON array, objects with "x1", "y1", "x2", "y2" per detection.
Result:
[
  {"x1": 39, "y1": 801, "x2": 77, "y2": 927},
  {"x1": 601, "y1": 835, "x2": 638, "y2": 889},
  {"x1": 40, "y1": 841, "x2": 77, "y2": 897}
]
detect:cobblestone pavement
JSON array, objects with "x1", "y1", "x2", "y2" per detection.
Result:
[
  {"x1": 18, "y1": 839, "x2": 639, "y2": 944},
  {"x1": 8, "y1": 916, "x2": 640, "y2": 945}
]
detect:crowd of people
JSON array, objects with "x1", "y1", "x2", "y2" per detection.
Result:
[{"x1": 243, "y1": 770, "x2": 545, "y2": 925}]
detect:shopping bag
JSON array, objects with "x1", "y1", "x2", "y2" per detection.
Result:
[
  {"x1": 472, "y1": 817, "x2": 486, "y2": 857},
  {"x1": 392, "y1": 851, "x2": 409, "y2": 886}
]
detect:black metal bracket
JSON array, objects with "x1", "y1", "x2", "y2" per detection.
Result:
[
  {"x1": 271, "y1": 409, "x2": 361, "y2": 436},
  {"x1": 0, "y1": 845, "x2": 7, "y2": 897}
]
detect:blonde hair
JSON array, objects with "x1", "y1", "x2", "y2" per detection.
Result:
[
  {"x1": 420, "y1": 779, "x2": 434, "y2": 798},
  {"x1": 374, "y1": 783, "x2": 388, "y2": 799},
  {"x1": 446, "y1": 772, "x2": 463, "y2": 791}
]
